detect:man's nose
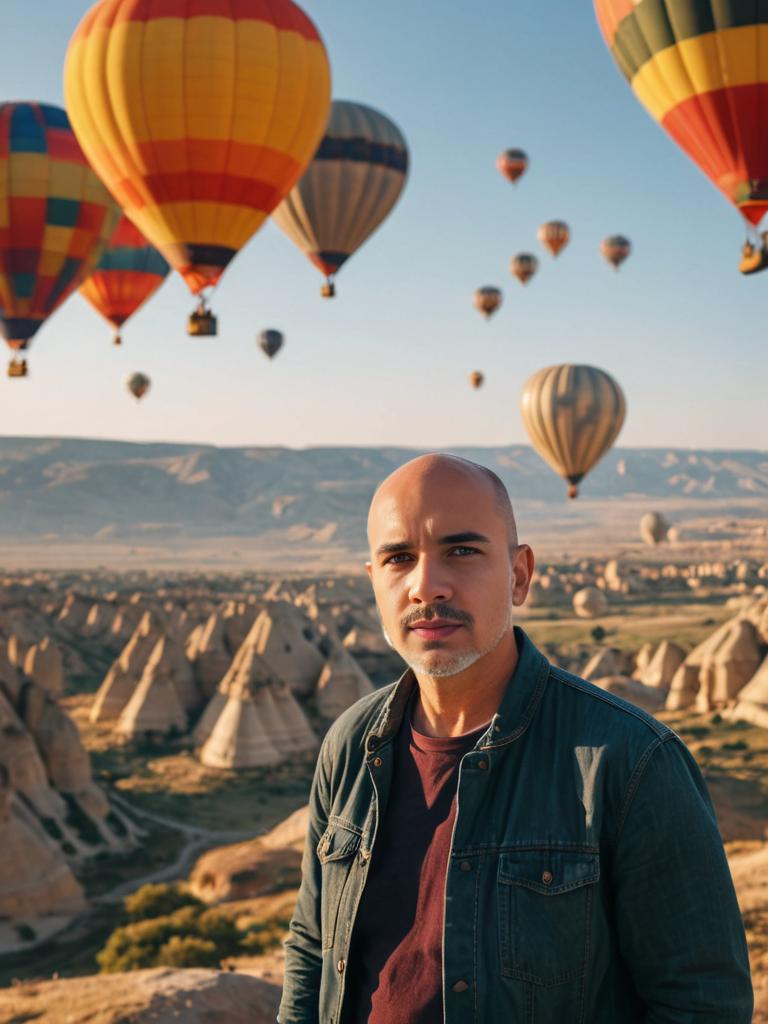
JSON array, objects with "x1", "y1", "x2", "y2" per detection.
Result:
[{"x1": 407, "y1": 555, "x2": 453, "y2": 605}]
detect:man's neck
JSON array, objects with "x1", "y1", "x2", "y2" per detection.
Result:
[{"x1": 410, "y1": 629, "x2": 519, "y2": 738}]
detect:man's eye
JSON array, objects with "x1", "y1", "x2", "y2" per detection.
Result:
[
  {"x1": 450, "y1": 546, "x2": 479, "y2": 556},
  {"x1": 384, "y1": 553, "x2": 412, "y2": 565}
]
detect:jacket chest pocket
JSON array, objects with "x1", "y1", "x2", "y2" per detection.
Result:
[
  {"x1": 497, "y1": 848, "x2": 599, "y2": 987},
  {"x1": 317, "y1": 822, "x2": 362, "y2": 950}
]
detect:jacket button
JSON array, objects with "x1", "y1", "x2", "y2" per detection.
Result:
[
  {"x1": 452, "y1": 980, "x2": 469, "y2": 993},
  {"x1": 360, "y1": 848, "x2": 371, "y2": 862},
  {"x1": 372, "y1": 756, "x2": 382, "y2": 767},
  {"x1": 477, "y1": 759, "x2": 488, "y2": 770},
  {"x1": 542, "y1": 870, "x2": 553, "y2": 885},
  {"x1": 337, "y1": 959, "x2": 346, "y2": 973},
  {"x1": 459, "y1": 860, "x2": 472, "y2": 872}
]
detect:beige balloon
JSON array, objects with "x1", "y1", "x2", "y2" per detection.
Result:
[
  {"x1": 573, "y1": 587, "x2": 608, "y2": 618},
  {"x1": 520, "y1": 364, "x2": 626, "y2": 498},
  {"x1": 640, "y1": 511, "x2": 669, "y2": 546}
]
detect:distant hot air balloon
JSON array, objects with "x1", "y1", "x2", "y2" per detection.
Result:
[
  {"x1": 640, "y1": 512, "x2": 669, "y2": 547},
  {"x1": 538, "y1": 221, "x2": 570, "y2": 257},
  {"x1": 573, "y1": 587, "x2": 608, "y2": 619},
  {"x1": 259, "y1": 330, "x2": 284, "y2": 360},
  {"x1": 601, "y1": 235, "x2": 632, "y2": 271},
  {"x1": 469, "y1": 371, "x2": 484, "y2": 390},
  {"x1": 0, "y1": 102, "x2": 120, "y2": 378},
  {"x1": 473, "y1": 287, "x2": 503, "y2": 320},
  {"x1": 521, "y1": 364, "x2": 626, "y2": 498},
  {"x1": 79, "y1": 215, "x2": 170, "y2": 346},
  {"x1": 594, "y1": 2, "x2": 768, "y2": 229},
  {"x1": 496, "y1": 149, "x2": 528, "y2": 184},
  {"x1": 510, "y1": 254, "x2": 539, "y2": 285},
  {"x1": 273, "y1": 100, "x2": 409, "y2": 297},
  {"x1": 65, "y1": 0, "x2": 331, "y2": 333},
  {"x1": 126, "y1": 372, "x2": 151, "y2": 400}
]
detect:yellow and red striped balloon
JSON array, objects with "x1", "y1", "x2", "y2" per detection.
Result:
[
  {"x1": 80, "y1": 215, "x2": 170, "y2": 344},
  {"x1": 65, "y1": 0, "x2": 332, "y2": 296},
  {"x1": 595, "y1": 1, "x2": 768, "y2": 226}
]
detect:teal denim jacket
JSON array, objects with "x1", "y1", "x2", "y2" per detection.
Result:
[{"x1": 278, "y1": 627, "x2": 753, "y2": 1023}]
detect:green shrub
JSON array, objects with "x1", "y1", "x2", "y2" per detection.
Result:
[
  {"x1": 157, "y1": 935, "x2": 219, "y2": 968},
  {"x1": 125, "y1": 883, "x2": 203, "y2": 921}
]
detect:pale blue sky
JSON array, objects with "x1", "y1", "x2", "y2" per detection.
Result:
[{"x1": 0, "y1": 0, "x2": 765, "y2": 450}]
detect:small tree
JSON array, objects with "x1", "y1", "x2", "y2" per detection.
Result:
[
  {"x1": 125, "y1": 883, "x2": 203, "y2": 921},
  {"x1": 157, "y1": 935, "x2": 219, "y2": 968}
]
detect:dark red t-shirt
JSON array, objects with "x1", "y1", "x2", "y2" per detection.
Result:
[{"x1": 342, "y1": 700, "x2": 487, "y2": 1024}]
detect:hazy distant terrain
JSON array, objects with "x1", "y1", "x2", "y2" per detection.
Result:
[{"x1": 0, "y1": 437, "x2": 765, "y2": 567}]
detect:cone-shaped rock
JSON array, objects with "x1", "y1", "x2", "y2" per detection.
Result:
[
  {"x1": 190, "y1": 613, "x2": 232, "y2": 699},
  {"x1": 116, "y1": 637, "x2": 187, "y2": 741},
  {"x1": 269, "y1": 679, "x2": 318, "y2": 755},
  {"x1": 20, "y1": 684, "x2": 91, "y2": 794},
  {"x1": 315, "y1": 645, "x2": 375, "y2": 720},
  {"x1": 198, "y1": 684, "x2": 282, "y2": 771},
  {"x1": 0, "y1": 766, "x2": 86, "y2": 920},
  {"x1": 726, "y1": 655, "x2": 768, "y2": 728},
  {"x1": 641, "y1": 641, "x2": 686, "y2": 690},
  {"x1": 583, "y1": 648, "x2": 632, "y2": 682},
  {"x1": 90, "y1": 612, "x2": 162, "y2": 723},
  {"x1": 696, "y1": 619, "x2": 762, "y2": 710},
  {"x1": 247, "y1": 606, "x2": 324, "y2": 697},
  {"x1": 23, "y1": 637, "x2": 64, "y2": 697}
]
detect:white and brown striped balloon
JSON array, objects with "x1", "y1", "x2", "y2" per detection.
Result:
[
  {"x1": 520, "y1": 364, "x2": 626, "y2": 498},
  {"x1": 272, "y1": 100, "x2": 409, "y2": 295}
]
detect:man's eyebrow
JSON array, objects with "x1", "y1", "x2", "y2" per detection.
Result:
[{"x1": 375, "y1": 531, "x2": 492, "y2": 557}]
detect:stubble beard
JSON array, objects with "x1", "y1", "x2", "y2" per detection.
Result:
[{"x1": 382, "y1": 603, "x2": 515, "y2": 678}]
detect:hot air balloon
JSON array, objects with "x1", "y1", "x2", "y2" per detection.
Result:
[
  {"x1": 469, "y1": 371, "x2": 484, "y2": 390},
  {"x1": 594, "y1": 2, "x2": 768, "y2": 230},
  {"x1": 510, "y1": 254, "x2": 539, "y2": 285},
  {"x1": 573, "y1": 587, "x2": 608, "y2": 619},
  {"x1": 65, "y1": 0, "x2": 331, "y2": 334},
  {"x1": 473, "y1": 287, "x2": 503, "y2": 319},
  {"x1": 126, "y1": 372, "x2": 150, "y2": 400},
  {"x1": 0, "y1": 102, "x2": 120, "y2": 377},
  {"x1": 640, "y1": 512, "x2": 669, "y2": 547},
  {"x1": 259, "y1": 329, "x2": 284, "y2": 360},
  {"x1": 79, "y1": 215, "x2": 170, "y2": 346},
  {"x1": 538, "y1": 221, "x2": 570, "y2": 257},
  {"x1": 496, "y1": 149, "x2": 528, "y2": 184},
  {"x1": 601, "y1": 235, "x2": 631, "y2": 271},
  {"x1": 521, "y1": 364, "x2": 626, "y2": 499},
  {"x1": 272, "y1": 100, "x2": 409, "y2": 297}
]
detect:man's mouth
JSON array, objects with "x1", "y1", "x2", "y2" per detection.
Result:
[{"x1": 408, "y1": 619, "x2": 463, "y2": 640}]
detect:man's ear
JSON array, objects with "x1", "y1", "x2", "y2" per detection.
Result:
[
  {"x1": 511, "y1": 544, "x2": 535, "y2": 607},
  {"x1": 365, "y1": 561, "x2": 373, "y2": 580}
]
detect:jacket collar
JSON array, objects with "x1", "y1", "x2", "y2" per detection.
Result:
[{"x1": 366, "y1": 625, "x2": 550, "y2": 754}]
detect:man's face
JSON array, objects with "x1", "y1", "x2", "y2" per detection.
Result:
[{"x1": 366, "y1": 463, "x2": 532, "y2": 679}]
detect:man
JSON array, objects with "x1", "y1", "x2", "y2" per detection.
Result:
[{"x1": 278, "y1": 454, "x2": 753, "y2": 1023}]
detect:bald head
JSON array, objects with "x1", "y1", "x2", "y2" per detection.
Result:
[{"x1": 367, "y1": 453, "x2": 518, "y2": 552}]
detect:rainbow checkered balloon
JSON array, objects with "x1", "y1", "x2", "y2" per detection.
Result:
[{"x1": 0, "y1": 102, "x2": 120, "y2": 357}]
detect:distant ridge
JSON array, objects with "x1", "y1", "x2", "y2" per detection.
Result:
[{"x1": 0, "y1": 436, "x2": 765, "y2": 549}]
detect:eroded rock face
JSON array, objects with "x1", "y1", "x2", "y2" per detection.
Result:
[{"x1": 0, "y1": 968, "x2": 281, "y2": 1024}]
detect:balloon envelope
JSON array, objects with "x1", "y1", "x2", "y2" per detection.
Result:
[
  {"x1": 538, "y1": 221, "x2": 570, "y2": 257},
  {"x1": 510, "y1": 253, "x2": 539, "y2": 285},
  {"x1": 640, "y1": 512, "x2": 669, "y2": 547},
  {"x1": 595, "y1": 1, "x2": 768, "y2": 225},
  {"x1": 65, "y1": 0, "x2": 332, "y2": 295},
  {"x1": 473, "y1": 286, "x2": 502, "y2": 319},
  {"x1": 469, "y1": 371, "x2": 484, "y2": 389},
  {"x1": 601, "y1": 235, "x2": 631, "y2": 270},
  {"x1": 496, "y1": 149, "x2": 528, "y2": 184},
  {"x1": 0, "y1": 102, "x2": 119, "y2": 356},
  {"x1": 259, "y1": 329, "x2": 284, "y2": 359},
  {"x1": 521, "y1": 364, "x2": 626, "y2": 498},
  {"x1": 272, "y1": 100, "x2": 409, "y2": 292},
  {"x1": 80, "y1": 215, "x2": 170, "y2": 339},
  {"x1": 126, "y1": 372, "x2": 151, "y2": 400}
]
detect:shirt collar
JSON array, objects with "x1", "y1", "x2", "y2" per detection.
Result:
[{"x1": 366, "y1": 626, "x2": 550, "y2": 753}]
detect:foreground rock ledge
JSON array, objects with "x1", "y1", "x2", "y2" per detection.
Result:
[{"x1": 0, "y1": 966, "x2": 281, "y2": 1024}]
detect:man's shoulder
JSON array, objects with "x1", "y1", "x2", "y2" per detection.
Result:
[
  {"x1": 546, "y1": 663, "x2": 673, "y2": 743},
  {"x1": 321, "y1": 681, "x2": 396, "y2": 751}
]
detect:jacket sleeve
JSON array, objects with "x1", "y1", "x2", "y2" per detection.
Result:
[
  {"x1": 612, "y1": 733, "x2": 753, "y2": 1023},
  {"x1": 277, "y1": 736, "x2": 332, "y2": 1024}
]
